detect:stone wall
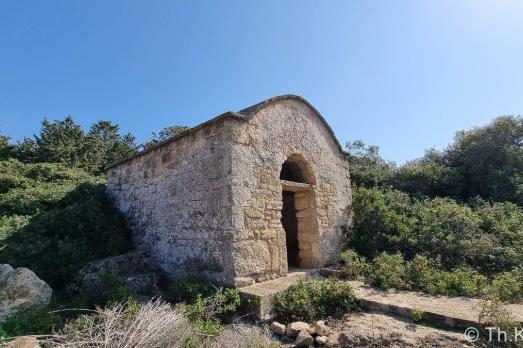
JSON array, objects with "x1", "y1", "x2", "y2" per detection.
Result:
[
  {"x1": 229, "y1": 99, "x2": 352, "y2": 285},
  {"x1": 106, "y1": 118, "x2": 236, "y2": 285}
]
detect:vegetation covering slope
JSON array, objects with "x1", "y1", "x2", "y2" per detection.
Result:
[{"x1": 345, "y1": 115, "x2": 523, "y2": 301}]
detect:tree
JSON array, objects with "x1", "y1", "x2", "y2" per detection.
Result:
[
  {"x1": 142, "y1": 125, "x2": 189, "y2": 150},
  {"x1": 445, "y1": 115, "x2": 523, "y2": 204},
  {"x1": 34, "y1": 116, "x2": 86, "y2": 168},
  {"x1": 86, "y1": 121, "x2": 138, "y2": 172},
  {"x1": 345, "y1": 140, "x2": 394, "y2": 188},
  {"x1": 12, "y1": 117, "x2": 138, "y2": 174},
  {"x1": 0, "y1": 133, "x2": 15, "y2": 160}
]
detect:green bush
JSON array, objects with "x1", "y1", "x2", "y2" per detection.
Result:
[
  {"x1": 423, "y1": 267, "x2": 487, "y2": 297},
  {"x1": 167, "y1": 277, "x2": 217, "y2": 304},
  {"x1": 274, "y1": 278, "x2": 358, "y2": 322},
  {"x1": 180, "y1": 287, "x2": 240, "y2": 323},
  {"x1": 349, "y1": 185, "x2": 523, "y2": 281},
  {"x1": 0, "y1": 160, "x2": 131, "y2": 289},
  {"x1": 101, "y1": 270, "x2": 134, "y2": 305},
  {"x1": 491, "y1": 269, "x2": 523, "y2": 303},
  {"x1": 410, "y1": 307, "x2": 424, "y2": 323},
  {"x1": 340, "y1": 249, "x2": 369, "y2": 280},
  {"x1": 364, "y1": 252, "x2": 490, "y2": 298},
  {"x1": 1, "y1": 306, "x2": 63, "y2": 336},
  {"x1": 366, "y1": 252, "x2": 410, "y2": 290}
]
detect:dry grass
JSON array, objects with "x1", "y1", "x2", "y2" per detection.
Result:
[
  {"x1": 39, "y1": 299, "x2": 278, "y2": 348},
  {"x1": 42, "y1": 299, "x2": 193, "y2": 348}
]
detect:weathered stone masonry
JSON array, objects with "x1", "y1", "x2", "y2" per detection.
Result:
[{"x1": 106, "y1": 95, "x2": 352, "y2": 287}]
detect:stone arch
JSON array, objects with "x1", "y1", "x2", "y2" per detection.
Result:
[{"x1": 280, "y1": 154, "x2": 320, "y2": 269}]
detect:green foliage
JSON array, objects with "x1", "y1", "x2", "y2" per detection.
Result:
[
  {"x1": 410, "y1": 307, "x2": 424, "y2": 323},
  {"x1": 349, "y1": 187, "x2": 413, "y2": 259},
  {"x1": 0, "y1": 327, "x2": 6, "y2": 338},
  {"x1": 349, "y1": 186, "x2": 523, "y2": 280},
  {"x1": 491, "y1": 269, "x2": 523, "y2": 303},
  {"x1": 194, "y1": 319, "x2": 223, "y2": 336},
  {"x1": 366, "y1": 252, "x2": 410, "y2": 290},
  {"x1": 1, "y1": 306, "x2": 63, "y2": 336},
  {"x1": 167, "y1": 277, "x2": 217, "y2": 304},
  {"x1": 143, "y1": 125, "x2": 189, "y2": 150},
  {"x1": 345, "y1": 140, "x2": 394, "y2": 188},
  {"x1": 179, "y1": 287, "x2": 241, "y2": 323},
  {"x1": 0, "y1": 160, "x2": 131, "y2": 289},
  {"x1": 363, "y1": 251, "x2": 488, "y2": 297},
  {"x1": 101, "y1": 270, "x2": 134, "y2": 305},
  {"x1": 0, "y1": 133, "x2": 15, "y2": 161},
  {"x1": 340, "y1": 249, "x2": 369, "y2": 280},
  {"x1": 387, "y1": 116, "x2": 523, "y2": 205},
  {"x1": 421, "y1": 267, "x2": 487, "y2": 297},
  {"x1": 274, "y1": 278, "x2": 358, "y2": 322},
  {"x1": 12, "y1": 117, "x2": 138, "y2": 174},
  {"x1": 389, "y1": 150, "x2": 461, "y2": 198}
]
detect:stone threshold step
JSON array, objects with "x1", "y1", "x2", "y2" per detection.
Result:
[
  {"x1": 239, "y1": 270, "x2": 523, "y2": 330},
  {"x1": 239, "y1": 269, "x2": 320, "y2": 321}
]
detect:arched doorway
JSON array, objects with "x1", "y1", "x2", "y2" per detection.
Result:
[{"x1": 280, "y1": 154, "x2": 319, "y2": 269}]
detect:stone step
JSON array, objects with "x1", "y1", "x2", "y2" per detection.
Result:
[
  {"x1": 239, "y1": 271, "x2": 523, "y2": 330},
  {"x1": 239, "y1": 269, "x2": 320, "y2": 320}
]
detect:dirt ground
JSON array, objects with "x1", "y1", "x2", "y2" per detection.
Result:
[{"x1": 324, "y1": 312, "x2": 472, "y2": 347}]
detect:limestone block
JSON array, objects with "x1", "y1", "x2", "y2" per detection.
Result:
[
  {"x1": 269, "y1": 321, "x2": 286, "y2": 335},
  {"x1": 232, "y1": 241, "x2": 271, "y2": 275},
  {"x1": 294, "y1": 329, "x2": 314, "y2": 347},
  {"x1": 0, "y1": 265, "x2": 52, "y2": 323},
  {"x1": 286, "y1": 322, "x2": 312, "y2": 337}
]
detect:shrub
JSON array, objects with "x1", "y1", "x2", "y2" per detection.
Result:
[
  {"x1": 423, "y1": 267, "x2": 487, "y2": 297},
  {"x1": 349, "y1": 186, "x2": 523, "y2": 280},
  {"x1": 180, "y1": 287, "x2": 241, "y2": 324},
  {"x1": 406, "y1": 254, "x2": 437, "y2": 290},
  {"x1": 366, "y1": 252, "x2": 410, "y2": 290},
  {"x1": 274, "y1": 278, "x2": 358, "y2": 322},
  {"x1": 340, "y1": 249, "x2": 369, "y2": 280},
  {"x1": 478, "y1": 294, "x2": 519, "y2": 333},
  {"x1": 1, "y1": 305, "x2": 63, "y2": 336},
  {"x1": 101, "y1": 270, "x2": 134, "y2": 305},
  {"x1": 167, "y1": 277, "x2": 217, "y2": 304},
  {"x1": 349, "y1": 187, "x2": 414, "y2": 260},
  {"x1": 410, "y1": 307, "x2": 424, "y2": 323},
  {"x1": 491, "y1": 269, "x2": 523, "y2": 303},
  {"x1": 0, "y1": 160, "x2": 131, "y2": 289},
  {"x1": 365, "y1": 252, "x2": 490, "y2": 298}
]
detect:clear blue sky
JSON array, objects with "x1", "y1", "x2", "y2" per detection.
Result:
[{"x1": 1, "y1": 0, "x2": 522, "y2": 163}]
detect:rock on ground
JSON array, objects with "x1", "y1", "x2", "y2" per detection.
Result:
[
  {"x1": 294, "y1": 329, "x2": 314, "y2": 347},
  {"x1": 312, "y1": 320, "x2": 330, "y2": 336},
  {"x1": 269, "y1": 321, "x2": 286, "y2": 335},
  {"x1": 0, "y1": 264, "x2": 52, "y2": 323},
  {"x1": 286, "y1": 321, "x2": 312, "y2": 337},
  {"x1": 77, "y1": 251, "x2": 160, "y2": 298},
  {"x1": 315, "y1": 335, "x2": 328, "y2": 345}
]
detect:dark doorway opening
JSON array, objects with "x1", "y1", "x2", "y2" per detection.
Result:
[
  {"x1": 280, "y1": 159, "x2": 308, "y2": 183},
  {"x1": 281, "y1": 191, "x2": 299, "y2": 267}
]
